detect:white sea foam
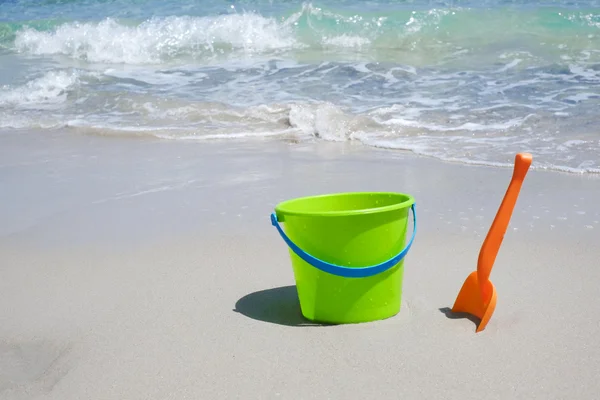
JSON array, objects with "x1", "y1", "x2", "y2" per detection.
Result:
[
  {"x1": 0, "y1": 70, "x2": 80, "y2": 107},
  {"x1": 157, "y1": 130, "x2": 293, "y2": 141},
  {"x1": 287, "y1": 102, "x2": 379, "y2": 142},
  {"x1": 378, "y1": 116, "x2": 532, "y2": 132},
  {"x1": 496, "y1": 58, "x2": 522, "y2": 72},
  {"x1": 14, "y1": 15, "x2": 298, "y2": 64}
]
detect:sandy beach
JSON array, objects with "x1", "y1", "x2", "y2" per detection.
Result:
[{"x1": 1, "y1": 129, "x2": 599, "y2": 399}]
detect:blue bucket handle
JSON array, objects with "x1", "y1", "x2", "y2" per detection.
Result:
[{"x1": 270, "y1": 203, "x2": 416, "y2": 278}]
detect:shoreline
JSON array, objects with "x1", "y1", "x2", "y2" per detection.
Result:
[{"x1": 4, "y1": 127, "x2": 600, "y2": 178}]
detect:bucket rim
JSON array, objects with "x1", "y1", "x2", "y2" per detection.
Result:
[{"x1": 274, "y1": 191, "x2": 415, "y2": 218}]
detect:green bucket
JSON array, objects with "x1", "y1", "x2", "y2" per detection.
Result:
[{"x1": 271, "y1": 192, "x2": 416, "y2": 324}]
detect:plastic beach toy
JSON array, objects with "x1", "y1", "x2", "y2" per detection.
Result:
[
  {"x1": 271, "y1": 192, "x2": 416, "y2": 324},
  {"x1": 452, "y1": 152, "x2": 533, "y2": 332}
]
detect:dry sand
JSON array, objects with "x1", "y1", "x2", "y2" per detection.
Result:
[{"x1": 1, "y1": 130, "x2": 599, "y2": 399}]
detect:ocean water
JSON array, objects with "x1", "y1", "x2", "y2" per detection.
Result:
[{"x1": 1, "y1": 0, "x2": 600, "y2": 173}]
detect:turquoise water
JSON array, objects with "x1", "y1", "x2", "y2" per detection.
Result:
[{"x1": 1, "y1": 0, "x2": 600, "y2": 173}]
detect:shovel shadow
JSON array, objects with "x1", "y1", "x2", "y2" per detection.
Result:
[
  {"x1": 438, "y1": 307, "x2": 481, "y2": 328},
  {"x1": 234, "y1": 285, "x2": 333, "y2": 327}
]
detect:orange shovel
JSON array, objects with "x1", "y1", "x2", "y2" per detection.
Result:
[{"x1": 452, "y1": 152, "x2": 533, "y2": 332}]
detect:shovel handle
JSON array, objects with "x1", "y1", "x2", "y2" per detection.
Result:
[{"x1": 477, "y1": 153, "x2": 532, "y2": 284}]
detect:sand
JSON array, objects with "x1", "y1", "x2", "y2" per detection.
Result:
[{"x1": 1, "y1": 129, "x2": 599, "y2": 399}]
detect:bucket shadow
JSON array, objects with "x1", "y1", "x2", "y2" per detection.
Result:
[
  {"x1": 234, "y1": 285, "x2": 333, "y2": 327},
  {"x1": 439, "y1": 307, "x2": 481, "y2": 327}
]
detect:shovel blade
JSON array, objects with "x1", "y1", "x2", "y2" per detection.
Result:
[{"x1": 451, "y1": 271, "x2": 497, "y2": 332}]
